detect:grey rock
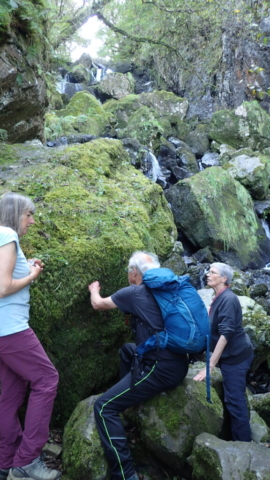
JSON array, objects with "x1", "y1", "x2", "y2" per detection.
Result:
[
  {"x1": 63, "y1": 395, "x2": 109, "y2": 480},
  {"x1": 250, "y1": 410, "x2": 270, "y2": 443},
  {"x1": 201, "y1": 152, "x2": 220, "y2": 168},
  {"x1": 189, "y1": 432, "x2": 270, "y2": 480}
]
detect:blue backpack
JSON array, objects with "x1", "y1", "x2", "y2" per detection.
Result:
[{"x1": 136, "y1": 268, "x2": 211, "y2": 402}]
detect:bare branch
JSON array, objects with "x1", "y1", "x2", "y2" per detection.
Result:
[
  {"x1": 52, "y1": 0, "x2": 112, "y2": 49},
  {"x1": 96, "y1": 11, "x2": 178, "y2": 53}
]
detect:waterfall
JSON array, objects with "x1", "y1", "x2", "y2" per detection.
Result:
[
  {"x1": 94, "y1": 66, "x2": 113, "y2": 82},
  {"x1": 198, "y1": 160, "x2": 204, "y2": 171},
  {"x1": 143, "y1": 151, "x2": 162, "y2": 183},
  {"x1": 55, "y1": 74, "x2": 84, "y2": 98},
  {"x1": 96, "y1": 68, "x2": 104, "y2": 82},
  {"x1": 262, "y1": 219, "x2": 270, "y2": 240},
  {"x1": 56, "y1": 79, "x2": 66, "y2": 94}
]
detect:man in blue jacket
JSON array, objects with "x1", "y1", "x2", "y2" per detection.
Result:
[{"x1": 88, "y1": 251, "x2": 189, "y2": 480}]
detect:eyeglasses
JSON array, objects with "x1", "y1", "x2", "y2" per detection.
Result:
[
  {"x1": 125, "y1": 267, "x2": 134, "y2": 272},
  {"x1": 207, "y1": 270, "x2": 221, "y2": 276}
]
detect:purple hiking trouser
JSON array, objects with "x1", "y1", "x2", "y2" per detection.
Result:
[{"x1": 0, "y1": 328, "x2": 59, "y2": 469}]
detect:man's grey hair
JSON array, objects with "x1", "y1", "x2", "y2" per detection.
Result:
[
  {"x1": 0, "y1": 192, "x2": 35, "y2": 235},
  {"x1": 128, "y1": 251, "x2": 160, "y2": 275},
  {"x1": 211, "y1": 262, "x2": 234, "y2": 285}
]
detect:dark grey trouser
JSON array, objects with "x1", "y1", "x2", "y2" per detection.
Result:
[
  {"x1": 220, "y1": 353, "x2": 254, "y2": 442},
  {"x1": 94, "y1": 343, "x2": 188, "y2": 480}
]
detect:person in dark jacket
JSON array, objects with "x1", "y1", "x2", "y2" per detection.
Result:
[
  {"x1": 88, "y1": 251, "x2": 189, "y2": 480},
  {"x1": 193, "y1": 262, "x2": 254, "y2": 442}
]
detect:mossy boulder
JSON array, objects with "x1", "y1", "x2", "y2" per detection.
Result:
[
  {"x1": 139, "y1": 91, "x2": 188, "y2": 118},
  {"x1": 45, "y1": 91, "x2": 113, "y2": 140},
  {"x1": 250, "y1": 393, "x2": 270, "y2": 428},
  {"x1": 117, "y1": 105, "x2": 166, "y2": 147},
  {"x1": 0, "y1": 138, "x2": 177, "y2": 425},
  {"x1": 126, "y1": 377, "x2": 223, "y2": 474},
  {"x1": 249, "y1": 283, "x2": 269, "y2": 299},
  {"x1": 242, "y1": 305, "x2": 270, "y2": 370},
  {"x1": 189, "y1": 433, "x2": 270, "y2": 480},
  {"x1": 218, "y1": 144, "x2": 237, "y2": 165},
  {"x1": 223, "y1": 154, "x2": 270, "y2": 200},
  {"x1": 161, "y1": 252, "x2": 187, "y2": 275},
  {"x1": 175, "y1": 143, "x2": 199, "y2": 174},
  {"x1": 183, "y1": 124, "x2": 210, "y2": 157},
  {"x1": 62, "y1": 395, "x2": 109, "y2": 480},
  {"x1": 209, "y1": 101, "x2": 270, "y2": 150},
  {"x1": 103, "y1": 94, "x2": 142, "y2": 129},
  {"x1": 69, "y1": 64, "x2": 91, "y2": 84},
  {"x1": 165, "y1": 167, "x2": 270, "y2": 269},
  {"x1": 0, "y1": 129, "x2": 8, "y2": 142},
  {"x1": 103, "y1": 91, "x2": 189, "y2": 148}
]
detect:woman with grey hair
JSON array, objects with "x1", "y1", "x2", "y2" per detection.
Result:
[
  {"x1": 194, "y1": 262, "x2": 254, "y2": 442},
  {"x1": 0, "y1": 192, "x2": 61, "y2": 480}
]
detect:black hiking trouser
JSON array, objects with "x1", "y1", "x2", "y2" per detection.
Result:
[{"x1": 94, "y1": 343, "x2": 188, "y2": 480}]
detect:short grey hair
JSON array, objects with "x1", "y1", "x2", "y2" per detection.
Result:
[
  {"x1": 211, "y1": 262, "x2": 234, "y2": 285},
  {"x1": 128, "y1": 251, "x2": 160, "y2": 275},
  {"x1": 0, "y1": 192, "x2": 35, "y2": 235}
]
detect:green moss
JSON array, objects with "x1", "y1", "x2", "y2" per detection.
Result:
[
  {"x1": 140, "y1": 381, "x2": 222, "y2": 439},
  {"x1": 243, "y1": 473, "x2": 259, "y2": 480},
  {"x1": 192, "y1": 444, "x2": 222, "y2": 480},
  {"x1": 172, "y1": 167, "x2": 261, "y2": 266},
  {"x1": 103, "y1": 95, "x2": 141, "y2": 126},
  {"x1": 0, "y1": 144, "x2": 16, "y2": 165},
  {"x1": 63, "y1": 398, "x2": 108, "y2": 480},
  {"x1": 45, "y1": 91, "x2": 113, "y2": 140},
  {"x1": 210, "y1": 101, "x2": 270, "y2": 150},
  {"x1": 0, "y1": 129, "x2": 8, "y2": 142},
  {"x1": 103, "y1": 92, "x2": 190, "y2": 146},
  {"x1": 0, "y1": 138, "x2": 176, "y2": 425},
  {"x1": 251, "y1": 393, "x2": 270, "y2": 426},
  {"x1": 117, "y1": 106, "x2": 164, "y2": 146}
]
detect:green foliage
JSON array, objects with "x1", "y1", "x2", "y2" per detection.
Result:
[
  {"x1": 0, "y1": 129, "x2": 8, "y2": 142},
  {"x1": 45, "y1": 91, "x2": 113, "y2": 140},
  {"x1": 97, "y1": 0, "x2": 270, "y2": 93}
]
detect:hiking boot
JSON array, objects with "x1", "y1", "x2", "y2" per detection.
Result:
[
  {"x1": 0, "y1": 469, "x2": 9, "y2": 480},
  {"x1": 7, "y1": 457, "x2": 61, "y2": 480}
]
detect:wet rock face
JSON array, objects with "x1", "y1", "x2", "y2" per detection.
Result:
[
  {"x1": 0, "y1": 44, "x2": 46, "y2": 144},
  {"x1": 152, "y1": 23, "x2": 270, "y2": 120}
]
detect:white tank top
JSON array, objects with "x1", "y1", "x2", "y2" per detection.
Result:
[{"x1": 0, "y1": 226, "x2": 30, "y2": 336}]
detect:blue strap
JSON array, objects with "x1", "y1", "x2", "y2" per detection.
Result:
[{"x1": 205, "y1": 334, "x2": 212, "y2": 403}]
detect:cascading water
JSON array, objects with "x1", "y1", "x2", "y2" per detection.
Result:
[
  {"x1": 262, "y1": 219, "x2": 270, "y2": 240},
  {"x1": 143, "y1": 151, "x2": 162, "y2": 183},
  {"x1": 56, "y1": 78, "x2": 67, "y2": 94},
  {"x1": 260, "y1": 219, "x2": 270, "y2": 270},
  {"x1": 92, "y1": 63, "x2": 113, "y2": 82},
  {"x1": 56, "y1": 73, "x2": 84, "y2": 97}
]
